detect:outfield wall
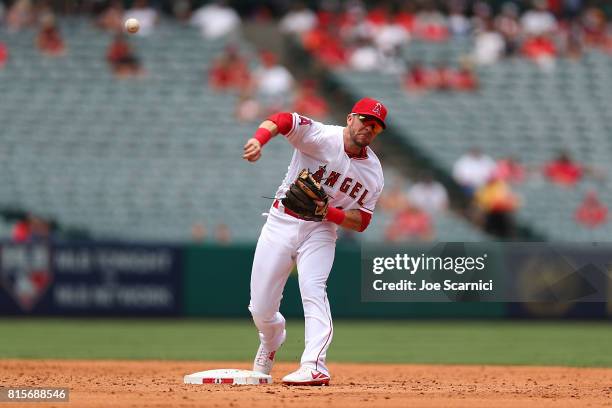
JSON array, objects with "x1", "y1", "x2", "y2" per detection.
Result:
[{"x1": 0, "y1": 242, "x2": 610, "y2": 318}]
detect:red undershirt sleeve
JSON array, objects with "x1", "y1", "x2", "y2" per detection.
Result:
[
  {"x1": 359, "y1": 210, "x2": 372, "y2": 232},
  {"x1": 267, "y1": 112, "x2": 293, "y2": 135}
]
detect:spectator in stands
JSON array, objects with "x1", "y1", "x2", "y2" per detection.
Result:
[
  {"x1": 430, "y1": 62, "x2": 455, "y2": 91},
  {"x1": 190, "y1": 0, "x2": 240, "y2": 40},
  {"x1": 521, "y1": 0, "x2": 558, "y2": 36},
  {"x1": 404, "y1": 61, "x2": 430, "y2": 94},
  {"x1": 561, "y1": 0, "x2": 583, "y2": 19},
  {"x1": 214, "y1": 223, "x2": 231, "y2": 244},
  {"x1": 364, "y1": 3, "x2": 387, "y2": 27},
  {"x1": 474, "y1": 175, "x2": 521, "y2": 238},
  {"x1": 348, "y1": 37, "x2": 380, "y2": 72},
  {"x1": 575, "y1": 190, "x2": 608, "y2": 228},
  {"x1": 543, "y1": 151, "x2": 583, "y2": 186},
  {"x1": 447, "y1": 0, "x2": 471, "y2": 37},
  {"x1": 28, "y1": 215, "x2": 51, "y2": 241},
  {"x1": 453, "y1": 148, "x2": 496, "y2": 194},
  {"x1": 494, "y1": 156, "x2": 527, "y2": 184},
  {"x1": 124, "y1": 0, "x2": 158, "y2": 37},
  {"x1": 292, "y1": 80, "x2": 329, "y2": 120},
  {"x1": 452, "y1": 59, "x2": 479, "y2": 91},
  {"x1": 171, "y1": 0, "x2": 192, "y2": 24},
  {"x1": 208, "y1": 45, "x2": 251, "y2": 92},
  {"x1": 11, "y1": 213, "x2": 51, "y2": 243},
  {"x1": 191, "y1": 222, "x2": 208, "y2": 242},
  {"x1": 470, "y1": 0, "x2": 493, "y2": 33},
  {"x1": 408, "y1": 173, "x2": 449, "y2": 214},
  {"x1": 106, "y1": 34, "x2": 144, "y2": 78},
  {"x1": 581, "y1": 6, "x2": 612, "y2": 53},
  {"x1": 414, "y1": 3, "x2": 449, "y2": 42},
  {"x1": 378, "y1": 177, "x2": 410, "y2": 213},
  {"x1": 254, "y1": 50, "x2": 294, "y2": 113},
  {"x1": 373, "y1": 10, "x2": 410, "y2": 55},
  {"x1": 581, "y1": 7, "x2": 604, "y2": 43},
  {"x1": 472, "y1": 19, "x2": 505, "y2": 65},
  {"x1": 279, "y1": 2, "x2": 317, "y2": 36},
  {"x1": 36, "y1": 15, "x2": 66, "y2": 57},
  {"x1": 302, "y1": 24, "x2": 347, "y2": 68},
  {"x1": 96, "y1": 0, "x2": 124, "y2": 33},
  {"x1": 0, "y1": 42, "x2": 8, "y2": 69},
  {"x1": 12, "y1": 216, "x2": 31, "y2": 243},
  {"x1": 495, "y1": 2, "x2": 521, "y2": 57},
  {"x1": 385, "y1": 203, "x2": 434, "y2": 242},
  {"x1": 6, "y1": 0, "x2": 35, "y2": 33},
  {"x1": 379, "y1": 44, "x2": 405, "y2": 75},
  {"x1": 340, "y1": 3, "x2": 376, "y2": 46},
  {"x1": 522, "y1": 33, "x2": 557, "y2": 71},
  {"x1": 561, "y1": 19, "x2": 584, "y2": 60},
  {"x1": 235, "y1": 88, "x2": 261, "y2": 123},
  {"x1": 395, "y1": 3, "x2": 417, "y2": 34}
]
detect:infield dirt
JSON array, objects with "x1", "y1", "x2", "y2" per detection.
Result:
[{"x1": 1, "y1": 359, "x2": 611, "y2": 407}]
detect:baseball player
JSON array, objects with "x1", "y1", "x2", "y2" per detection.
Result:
[{"x1": 242, "y1": 97, "x2": 386, "y2": 385}]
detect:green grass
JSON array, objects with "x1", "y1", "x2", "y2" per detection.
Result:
[{"x1": 1, "y1": 319, "x2": 611, "y2": 367}]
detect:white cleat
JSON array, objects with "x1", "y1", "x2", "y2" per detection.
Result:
[
  {"x1": 253, "y1": 344, "x2": 278, "y2": 375},
  {"x1": 253, "y1": 330, "x2": 285, "y2": 375},
  {"x1": 281, "y1": 366, "x2": 330, "y2": 386}
]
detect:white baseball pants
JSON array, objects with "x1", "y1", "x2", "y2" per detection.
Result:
[{"x1": 249, "y1": 205, "x2": 337, "y2": 376}]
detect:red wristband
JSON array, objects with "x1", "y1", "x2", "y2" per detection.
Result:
[
  {"x1": 326, "y1": 207, "x2": 346, "y2": 225},
  {"x1": 253, "y1": 128, "x2": 273, "y2": 146}
]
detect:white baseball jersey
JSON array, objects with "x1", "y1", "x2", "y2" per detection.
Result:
[{"x1": 274, "y1": 113, "x2": 384, "y2": 222}]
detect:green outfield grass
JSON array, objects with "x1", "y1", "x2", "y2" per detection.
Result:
[{"x1": 0, "y1": 319, "x2": 611, "y2": 367}]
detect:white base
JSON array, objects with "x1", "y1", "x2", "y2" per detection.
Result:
[{"x1": 184, "y1": 369, "x2": 272, "y2": 385}]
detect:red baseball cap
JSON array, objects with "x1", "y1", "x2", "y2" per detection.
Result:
[{"x1": 351, "y1": 97, "x2": 387, "y2": 129}]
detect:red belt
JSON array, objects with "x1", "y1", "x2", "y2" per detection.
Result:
[{"x1": 273, "y1": 199, "x2": 310, "y2": 221}]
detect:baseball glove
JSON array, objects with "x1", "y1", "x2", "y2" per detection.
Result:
[{"x1": 281, "y1": 169, "x2": 329, "y2": 221}]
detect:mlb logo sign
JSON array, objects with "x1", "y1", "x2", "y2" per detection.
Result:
[{"x1": 0, "y1": 244, "x2": 52, "y2": 311}]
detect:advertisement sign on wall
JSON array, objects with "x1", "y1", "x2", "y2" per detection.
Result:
[{"x1": 0, "y1": 243, "x2": 182, "y2": 316}]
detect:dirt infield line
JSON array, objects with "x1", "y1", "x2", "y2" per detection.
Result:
[{"x1": 1, "y1": 359, "x2": 611, "y2": 408}]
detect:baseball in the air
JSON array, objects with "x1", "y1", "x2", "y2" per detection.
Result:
[{"x1": 125, "y1": 18, "x2": 140, "y2": 34}]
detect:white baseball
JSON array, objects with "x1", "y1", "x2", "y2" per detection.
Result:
[{"x1": 125, "y1": 18, "x2": 140, "y2": 34}]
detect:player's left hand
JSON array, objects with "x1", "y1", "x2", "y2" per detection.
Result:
[
  {"x1": 282, "y1": 169, "x2": 329, "y2": 221},
  {"x1": 243, "y1": 138, "x2": 262, "y2": 162}
]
